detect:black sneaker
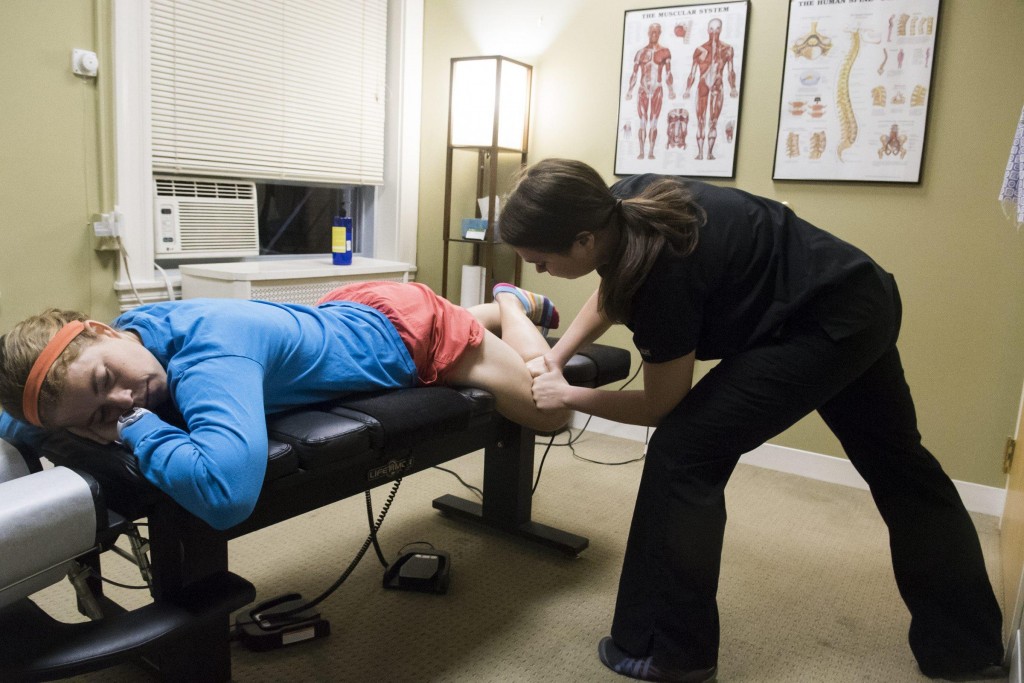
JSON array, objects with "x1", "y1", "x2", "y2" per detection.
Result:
[
  {"x1": 598, "y1": 636, "x2": 717, "y2": 683},
  {"x1": 932, "y1": 663, "x2": 1008, "y2": 681}
]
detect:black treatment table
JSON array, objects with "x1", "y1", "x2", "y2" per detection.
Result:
[{"x1": 0, "y1": 341, "x2": 630, "y2": 682}]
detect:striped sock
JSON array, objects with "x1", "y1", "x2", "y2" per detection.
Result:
[{"x1": 492, "y1": 283, "x2": 560, "y2": 334}]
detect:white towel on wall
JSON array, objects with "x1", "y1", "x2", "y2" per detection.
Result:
[{"x1": 999, "y1": 104, "x2": 1024, "y2": 229}]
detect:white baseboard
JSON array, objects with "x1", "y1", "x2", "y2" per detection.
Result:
[
  {"x1": 570, "y1": 414, "x2": 1006, "y2": 517},
  {"x1": 1010, "y1": 629, "x2": 1021, "y2": 683}
]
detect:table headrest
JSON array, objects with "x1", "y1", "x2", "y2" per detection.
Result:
[{"x1": 0, "y1": 467, "x2": 100, "y2": 610}]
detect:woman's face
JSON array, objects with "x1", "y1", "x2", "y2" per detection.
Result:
[
  {"x1": 514, "y1": 233, "x2": 601, "y2": 280},
  {"x1": 46, "y1": 324, "x2": 168, "y2": 441}
]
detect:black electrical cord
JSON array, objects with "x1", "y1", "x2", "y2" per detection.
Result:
[
  {"x1": 433, "y1": 465, "x2": 483, "y2": 500},
  {"x1": 97, "y1": 575, "x2": 149, "y2": 590},
  {"x1": 572, "y1": 446, "x2": 648, "y2": 467},
  {"x1": 367, "y1": 486, "x2": 390, "y2": 568},
  {"x1": 250, "y1": 478, "x2": 402, "y2": 629},
  {"x1": 531, "y1": 361, "x2": 647, "y2": 492},
  {"x1": 533, "y1": 360, "x2": 642, "y2": 450},
  {"x1": 437, "y1": 360, "x2": 649, "y2": 498},
  {"x1": 532, "y1": 433, "x2": 557, "y2": 495}
]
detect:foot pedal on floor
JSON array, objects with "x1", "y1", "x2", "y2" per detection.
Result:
[
  {"x1": 383, "y1": 550, "x2": 451, "y2": 594},
  {"x1": 235, "y1": 593, "x2": 331, "y2": 651}
]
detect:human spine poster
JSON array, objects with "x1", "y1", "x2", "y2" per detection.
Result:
[
  {"x1": 615, "y1": 1, "x2": 749, "y2": 179},
  {"x1": 773, "y1": 0, "x2": 940, "y2": 183}
]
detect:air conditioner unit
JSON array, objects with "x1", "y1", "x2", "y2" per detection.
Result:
[{"x1": 153, "y1": 176, "x2": 260, "y2": 259}]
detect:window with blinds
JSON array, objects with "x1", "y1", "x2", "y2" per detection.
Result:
[{"x1": 150, "y1": 0, "x2": 387, "y2": 186}]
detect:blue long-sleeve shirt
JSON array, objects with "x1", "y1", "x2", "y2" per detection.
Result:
[{"x1": 1, "y1": 298, "x2": 416, "y2": 530}]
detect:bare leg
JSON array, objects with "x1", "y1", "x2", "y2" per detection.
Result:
[
  {"x1": 466, "y1": 301, "x2": 500, "y2": 334},
  {"x1": 455, "y1": 292, "x2": 569, "y2": 432},
  {"x1": 467, "y1": 290, "x2": 555, "y2": 362},
  {"x1": 496, "y1": 293, "x2": 551, "y2": 361},
  {"x1": 447, "y1": 330, "x2": 569, "y2": 433}
]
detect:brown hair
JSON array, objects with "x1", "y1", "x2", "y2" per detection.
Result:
[
  {"x1": 0, "y1": 308, "x2": 94, "y2": 425},
  {"x1": 499, "y1": 158, "x2": 703, "y2": 323}
]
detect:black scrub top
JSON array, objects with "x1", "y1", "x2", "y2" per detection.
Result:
[{"x1": 610, "y1": 175, "x2": 895, "y2": 363}]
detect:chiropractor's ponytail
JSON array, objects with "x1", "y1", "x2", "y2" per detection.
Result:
[
  {"x1": 501, "y1": 158, "x2": 703, "y2": 324},
  {"x1": 603, "y1": 179, "x2": 703, "y2": 323}
]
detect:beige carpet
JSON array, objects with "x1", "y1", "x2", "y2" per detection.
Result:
[{"x1": 33, "y1": 431, "x2": 1004, "y2": 682}]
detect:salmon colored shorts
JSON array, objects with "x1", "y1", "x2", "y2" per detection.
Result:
[{"x1": 317, "y1": 281, "x2": 484, "y2": 386}]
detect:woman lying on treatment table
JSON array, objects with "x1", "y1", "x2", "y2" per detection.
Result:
[{"x1": 0, "y1": 281, "x2": 566, "y2": 530}]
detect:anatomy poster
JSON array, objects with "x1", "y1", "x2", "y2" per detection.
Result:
[
  {"x1": 615, "y1": 1, "x2": 749, "y2": 178},
  {"x1": 773, "y1": 0, "x2": 940, "y2": 183}
]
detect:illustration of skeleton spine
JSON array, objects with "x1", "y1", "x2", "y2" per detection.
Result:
[
  {"x1": 836, "y1": 29, "x2": 861, "y2": 161},
  {"x1": 911, "y1": 85, "x2": 928, "y2": 107},
  {"x1": 786, "y1": 132, "x2": 800, "y2": 158},
  {"x1": 895, "y1": 15, "x2": 933, "y2": 37},
  {"x1": 871, "y1": 86, "x2": 887, "y2": 107},
  {"x1": 791, "y1": 22, "x2": 832, "y2": 60},
  {"x1": 809, "y1": 131, "x2": 826, "y2": 159}
]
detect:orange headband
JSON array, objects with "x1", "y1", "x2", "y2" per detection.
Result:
[{"x1": 23, "y1": 321, "x2": 86, "y2": 427}]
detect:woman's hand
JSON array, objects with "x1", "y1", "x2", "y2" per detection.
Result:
[
  {"x1": 531, "y1": 358, "x2": 571, "y2": 411},
  {"x1": 526, "y1": 353, "x2": 563, "y2": 379},
  {"x1": 526, "y1": 355, "x2": 547, "y2": 378}
]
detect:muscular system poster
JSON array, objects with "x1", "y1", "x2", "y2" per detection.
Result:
[
  {"x1": 615, "y1": 1, "x2": 749, "y2": 178},
  {"x1": 773, "y1": 0, "x2": 940, "y2": 183}
]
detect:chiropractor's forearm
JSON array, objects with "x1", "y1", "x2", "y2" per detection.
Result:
[
  {"x1": 560, "y1": 386, "x2": 665, "y2": 428},
  {"x1": 550, "y1": 289, "x2": 612, "y2": 367}
]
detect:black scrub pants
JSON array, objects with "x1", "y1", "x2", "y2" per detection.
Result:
[{"x1": 609, "y1": 284, "x2": 1004, "y2": 677}]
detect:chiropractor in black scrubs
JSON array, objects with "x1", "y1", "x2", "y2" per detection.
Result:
[{"x1": 497, "y1": 158, "x2": 1004, "y2": 683}]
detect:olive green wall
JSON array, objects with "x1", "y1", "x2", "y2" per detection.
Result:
[
  {"x1": 0, "y1": 0, "x2": 119, "y2": 329},
  {"x1": 417, "y1": 0, "x2": 1024, "y2": 487},
  {"x1": 1, "y1": 1, "x2": 1020, "y2": 487}
]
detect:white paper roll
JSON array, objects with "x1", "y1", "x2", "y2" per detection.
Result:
[{"x1": 460, "y1": 265, "x2": 486, "y2": 308}]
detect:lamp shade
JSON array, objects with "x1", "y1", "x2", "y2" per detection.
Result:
[{"x1": 449, "y1": 56, "x2": 531, "y2": 151}]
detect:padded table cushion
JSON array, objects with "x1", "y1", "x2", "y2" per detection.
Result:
[
  {"x1": 565, "y1": 342, "x2": 636, "y2": 387},
  {"x1": 38, "y1": 343, "x2": 630, "y2": 522}
]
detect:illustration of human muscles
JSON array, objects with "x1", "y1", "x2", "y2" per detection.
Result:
[{"x1": 835, "y1": 29, "x2": 861, "y2": 161}]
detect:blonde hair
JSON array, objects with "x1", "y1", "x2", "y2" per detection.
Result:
[{"x1": 0, "y1": 308, "x2": 95, "y2": 425}]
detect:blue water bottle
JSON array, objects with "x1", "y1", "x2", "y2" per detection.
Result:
[{"x1": 332, "y1": 216, "x2": 353, "y2": 265}]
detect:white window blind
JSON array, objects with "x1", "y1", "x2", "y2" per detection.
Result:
[{"x1": 150, "y1": 0, "x2": 387, "y2": 185}]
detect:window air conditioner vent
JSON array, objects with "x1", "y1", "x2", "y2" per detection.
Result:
[
  {"x1": 155, "y1": 178, "x2": 256, "y2": 200},
  {"x1": 153, "y1": 175, "x2": 259, "y2": 259}
]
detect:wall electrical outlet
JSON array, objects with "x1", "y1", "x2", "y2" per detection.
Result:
[{"x1": 92, "y1": 213, "x2": 121, "y2": 251}]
